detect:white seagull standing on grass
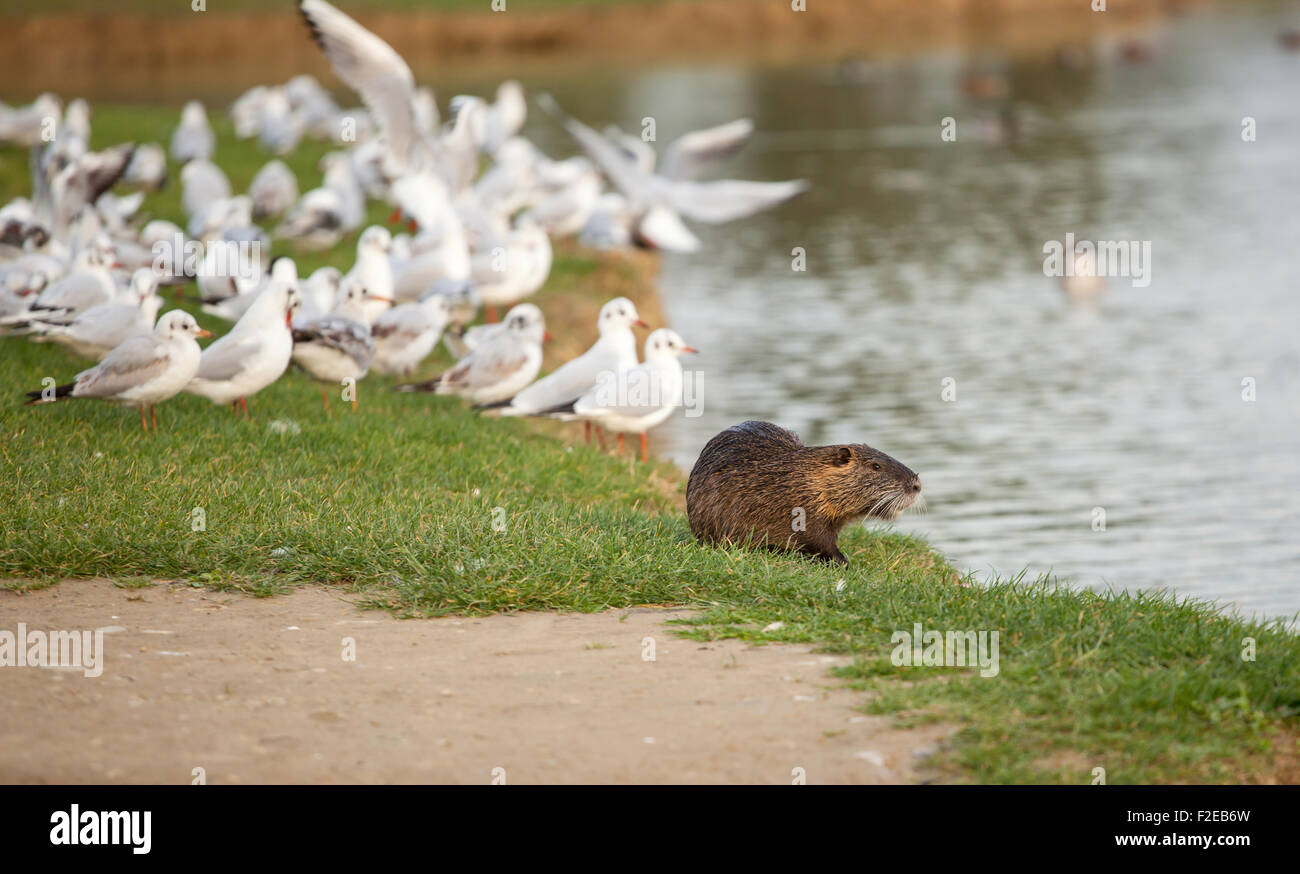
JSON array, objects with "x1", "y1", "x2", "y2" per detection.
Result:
[
  {"x1": 370, "y1": 284, "x2": 455, "y2": 377},
  {"x1": 2, "y1": 237, "x2": 120, "y2": 324},
  {"x1": 19, "y1": 268, "x2": 162, "y2": 361},
  {"x1": 291, "y1": 277, "x2": 389, "y2": 411},
  {"x1": 543, "y1": 328, "x2": 697, "y2": 462},
  {"x1": 344, "y1": 225, "x2": 396, "y2": 323},
  {"x1": 249, "y1": 159, "x2": 300, "y2": 220},
  {"x1": 24, "y1": 310, "x2": 212, "y2": 432},
  {"x1": 171, "y1": 100, "x2": 216, "y2": 164},
  {"x1": 479, "y1": 297, "x2": 647, "y2": 446},
  {"x1": 185, "y1": 278, "x2": 301, "y2": 417},
  {"x1": 396, "y1": 303, "x2": 548, "y2": 404}
]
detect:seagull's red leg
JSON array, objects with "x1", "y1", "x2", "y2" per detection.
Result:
[
  {"x1": 640, "y1": 432, "x2": 648, "y2": 463},
  {"x1": 352, "y1": 385, "x2": 358, "y2": 413},
  {"x1": 485, "y1": 305, "x2": 498, "y2": 323},
  {"x1": 584, "y1": 421, "x2": 591, "y2": 445},
  {"x1": 139, "y1": 406, "x2": 148, "y2": 432},
  {"x1": 240, "y1": 396, "x2": 250, "y2": 419},
  {"x1": 150, "y1": 405, "x2": 157, "y2": 432},
  {"x1": 617, "y1": 433, "x2": 624, "y2": 455},
  {"x1": 232, "y1": 399, "x2": 239, "y2": 416},
  {"x1": 320, "y1": 385, "x2": 330, "y2": 412},
  {"x1": 596, "y1": 427, "x2": 606, "y2": 450}
]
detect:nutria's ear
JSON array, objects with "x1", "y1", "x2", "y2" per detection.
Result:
[{"x1": 834, "y1": 446, "x2": 853, "y2": 466}]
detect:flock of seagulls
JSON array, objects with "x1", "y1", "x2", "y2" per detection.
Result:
[{"x1": 2, "y1": 0, "x2": 807, "y2": 458}]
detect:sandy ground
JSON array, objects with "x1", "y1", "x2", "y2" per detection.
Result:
[{"x1": 0, "y1": 579, "x2": 950, "y2": 784}]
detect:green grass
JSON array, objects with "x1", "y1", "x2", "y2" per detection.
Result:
[{"x1": 3, "y1": 105, "x2": 1299, "y2": 784}]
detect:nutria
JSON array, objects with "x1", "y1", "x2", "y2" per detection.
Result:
[{"x1": 686, "y1": 421, "x2": 922, "y2": 565}]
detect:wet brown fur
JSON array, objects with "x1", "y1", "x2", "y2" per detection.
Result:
[{"x1": 686, "y1": 420, "x2": 921, "y2": 565}]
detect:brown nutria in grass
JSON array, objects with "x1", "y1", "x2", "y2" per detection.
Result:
[{"x1": 686, "y1": 420, "x2": 922, "y2": 565}]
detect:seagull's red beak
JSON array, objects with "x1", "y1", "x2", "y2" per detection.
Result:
[
  {"x1": 682, "y1": 346, "x2": 699, "y2": 354},
  {"x1": 406, "y1": 219, "x2": 419, "y2": 233},
  {"x1": 370, "y1": 295, "x2": 394, "y2": 304},
  {"x1": 633, "y1": 318, "x2": 649, "y2": 328},
  {"x1": 387, "y1": 208, "x2": 402, "y2": 225},
  {"x1": 195, "y1": 329, "x2": 214, "y2": 338},
  {"x1": 543, "y1": 331, "x2": 554, "y2": 342}
]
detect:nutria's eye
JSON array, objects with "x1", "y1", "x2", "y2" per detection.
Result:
[{"x1": 871, "y1": 461, "x2": 883, "y2": 471}]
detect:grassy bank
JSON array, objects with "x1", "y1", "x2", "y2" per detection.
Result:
[{"x1": 3, "y1": 106, "x2": 1298, "y2": 784}]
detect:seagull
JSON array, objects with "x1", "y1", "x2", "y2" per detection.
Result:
[
  {"x1": 292, "y1": 277, "x2": 388, "y2": 410},
  {"x1": 4, "y1": 237, "x2": 120, "y2": 324},
  {"x1": 437, "y1": 280, "x2": 482, "y2": 359},
  {"x1": 470, "y1": 217, "x2": 552, "y2": 322},
  {"x1": 295, "y1": 265, "x2": 343, "y2": 324},
  {"x1": 22, "y1": 268, "x2": 162, "y2": 361},
  {"x1": 274, "y1": 152, "x2": 364, "y2": 250},
  {"x1": 171, "y1": 100, "x2": 215, "y2": 164},
  {"x1": 344, "y1": 225, "x2": 395, "y2": 322},
  {"x1": 286, "y1": 73, "x2": 344, "y2": 139},
  {"x1": 370, "y1": 282, "x2": 454, "y2": 377},
  {"x1": 543, "y1": 328, "x2": 697, "y2": 461},
  {"x1": 95, "y1": 189, "x2": 145, "y2": 234},
  {"x1": 539, "y1": 95, "x2": 808, "y2": 251},
  {"x1": 387, "y1": 177, "x2": 472, "y2": 299},
  {"x1": 32, "y1": 142, "x2": 136, "y2": 239},
  {"x1": 479, "y1": 297, "x2": 646, "y2": 435},
  {"x1": 122, "y1": 143, "x2": 168, "y2": 191},
  {"x1": 298, "y1": 0, "x2": 486, "y2": 202},
  {"x1": 477, "y1": 80, "x2": 526, "y2": 155},
  {"x1": 0, "y1": 252, "x2": 64, "y2": 316},
  {"x1": 249, "y1": 159, "x2": 300, "y2": 220},
  {"x1": 193, "y1": 243, "x2": 264, "y2": 322},
  {"x1": 0, "y1": 270, "x2": 45, "y2": 319},
  {"x1": 523, "y1": 156, "x2": 603, "y2": 238},
  {"x1": 298, "y1": 0, "x2": 426, "y2": 180},
  {"x1": 45, "y1": 98, "x2": 91, "y2": 169},
  {"x1": 187, "y1": 193, "x2": 253, "y2": 241},
  {"x1": 185, "y1": 277, "x2": 301, "y2": 417},
  {"x1": 24, "y1": 310, "x2": 212, "y2": 432},
  {"x1": 257, "y1": 87, "x2": 306, "y2": 156},
  {"x1": 180, "y1": 159, "x2": 232, "y2": 224},
  {"x1": 395, "y1": 302, "x2": 548, "y2": 404},
  {"x1": 0, "y1": 93, "x2": 61, "y2": 148},
  {"x1": 230, "y1": 85, "x2": 270, "y2": 139}
]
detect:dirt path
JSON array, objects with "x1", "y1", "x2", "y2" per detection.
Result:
[{"x1": 0, "y1": 580, "x2": 949, "y2": 784}]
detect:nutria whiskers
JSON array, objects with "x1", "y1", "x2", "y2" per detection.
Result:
[{"x1": 686, "y1": 420, "x2": 922, "y2": 565}]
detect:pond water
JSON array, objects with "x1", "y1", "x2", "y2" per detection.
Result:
[
  {"x1": 10, "y1": 3, "x2": 1298, "y2": 619},
  {"x1": 533, "y1": 6, "x2": 1300, "y2": 620}
]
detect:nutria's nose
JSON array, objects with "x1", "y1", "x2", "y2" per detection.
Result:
[{"x1": 911, "y1": 476, "x2": 922, "y2": 493}]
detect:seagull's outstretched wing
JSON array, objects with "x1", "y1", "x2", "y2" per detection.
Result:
[
  {"x1": 637, "y1": 205, "x2": 701, "y2": 253},
  {"x1": 53, "y1": 144, "x2": 136, "y2": 228},
  {"x1": 298, "y1": 0, "x2": 417, "y2": 173},
  {"x1": 659, "y1": 118, "x2": 754, "y2": 181},
  {"x1": 537, "y1": 93, "x2": 649, "y2": 203},
  {"x1": 662, "y1": 178, "x2": 809, "y2": 224}
]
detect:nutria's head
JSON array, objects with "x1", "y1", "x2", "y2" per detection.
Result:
[{"x1": 813, "y1": 443, "x2": 922, "y2": 523}]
